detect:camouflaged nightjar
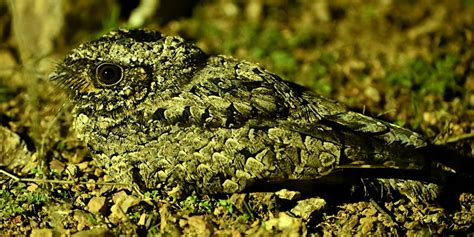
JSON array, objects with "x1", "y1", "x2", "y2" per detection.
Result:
[{"x1": 50, "y1": 29, "x2": 447, "y2": 199}]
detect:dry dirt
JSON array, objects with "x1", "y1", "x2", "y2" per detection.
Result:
[{"x1": 1, "y1": 0, "x2": 473, "y2": 236}]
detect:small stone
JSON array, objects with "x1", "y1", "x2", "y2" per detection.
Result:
[
  {"x1": 265, "y1": 212, "x2": 302, "y2": 233},
  {"x1": 0, "y1": 126, "x2": 35, "y2": 175},
  {"x1": 27, "y1": 183, "x2": 39, "y2": 192},
  {"x1": 109, "y1": 204, "x2": 126, "y2": 225},
  {"x1": 138, "y1": 213, "x2": 147, "y2": 226},
  {"x1": 76, "y1": 161, "x2": 89, "y2": 171},
  {"x1": 98, "y1": 175, "x2": 114, "y2": 195},
  {"x1": 49, "y1": 159, "x2": 66, "y2": 173},
  {"x1": 120, "y1": 195, "x2": 140, "y2": 213},
  {"x1": 277, "y1": 213, "x2": 295, "y2": 229},
  {"x1": 73, "y1": 210, "x2": 92, "y2": 231},
  {"x1": 275, "y1": 189, "x2": 301, "y2": 201},
  {"x1": 65, "y1": 164, "x2": 78, "y2": 176},
  {"x1": 72, "y1": 228, "x2": 113, "y2": 237},
  {"x1": 112, "y1": 190, "x2": 128, "y2": 203},
  {"x1": 86, "y1": 179, "x2": 97, "y2": 190},
  {"x1": 87, "y1": 196, "x2": 107, "y2": 214},
  {"x1": 109, "y1": 191, "x2": 140, "y2": 225},
  {"x1": 344, "y1": 215, "x2": 359, "y2": 231},
  {"x1": 364, "y1": 86, "x2": 380, "y2": 103},
  {"x1": 290, "y1": 197, "x2": 326, "y2": 220},
  {"x1": 183, "y1": 216, "x2": 212, "y2": 236},
  {"x1": 30, "y1": 228, "x2": 54, "y2": 237},
  {"x1": 360, "y1": 216, "x2": 375, "y2": 234},
  {"x1": 422, "y1": 112, "x2": 437, "y2": 125},
  {"x1": 94, "y1": 167, "x2": 104, "y2": 176}
]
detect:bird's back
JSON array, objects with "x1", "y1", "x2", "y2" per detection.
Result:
[{"x1": 114, "y1": 54, "x2": 433, "y2": 195}]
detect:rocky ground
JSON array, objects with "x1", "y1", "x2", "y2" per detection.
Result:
[{"x1": 1, "y1": 0, "x2": 473, "y2": 236}]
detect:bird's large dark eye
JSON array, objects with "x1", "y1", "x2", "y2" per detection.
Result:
[{"x1": 96, "y1": 63, "x2": 123, "y2": 86}]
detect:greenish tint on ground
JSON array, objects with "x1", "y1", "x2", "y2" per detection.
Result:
[{"x1": 0, "y1": 0, "x2": 473, "y2": 235}]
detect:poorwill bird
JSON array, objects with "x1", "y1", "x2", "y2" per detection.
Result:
[{"x1": 50, "y1": 29, "x2": 472, "y2": 201}]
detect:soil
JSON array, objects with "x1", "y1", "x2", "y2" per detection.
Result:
[{"x1": 1, "y1": 0, "x2": 473, "y2": 236}]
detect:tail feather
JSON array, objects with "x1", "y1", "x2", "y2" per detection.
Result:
[{"x1": 245, "y1": 144, "x2": 473, "y2": 204}]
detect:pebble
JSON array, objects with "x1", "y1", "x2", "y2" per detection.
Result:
[{"x1": 87, "y1": 196, "x2": 107, "y2": 214}]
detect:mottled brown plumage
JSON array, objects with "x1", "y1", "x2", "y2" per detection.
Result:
[{"x1": 50, "y1": 29, "x2": 469, "y2": 200}]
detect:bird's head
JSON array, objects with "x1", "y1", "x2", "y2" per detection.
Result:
[{"x1": 49, "y1": 29, "x2": 207, "y2": 115}]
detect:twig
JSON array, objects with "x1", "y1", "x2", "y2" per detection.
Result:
[
  {"x1": 376, "y1": 109, "x2": 397, "y2": 117},
  {"x1": 370, "y1": 198, "x2": 395, "y2": 224},
  {"x1": 0, "y1": 169, "x2": 21, "y2": 181},
  {"x1": 0, "y1": 168, "x2": 129, "y2": 186},
  {"x1": 443, "y1": 132, "x2": 474, "y2": 144}
]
